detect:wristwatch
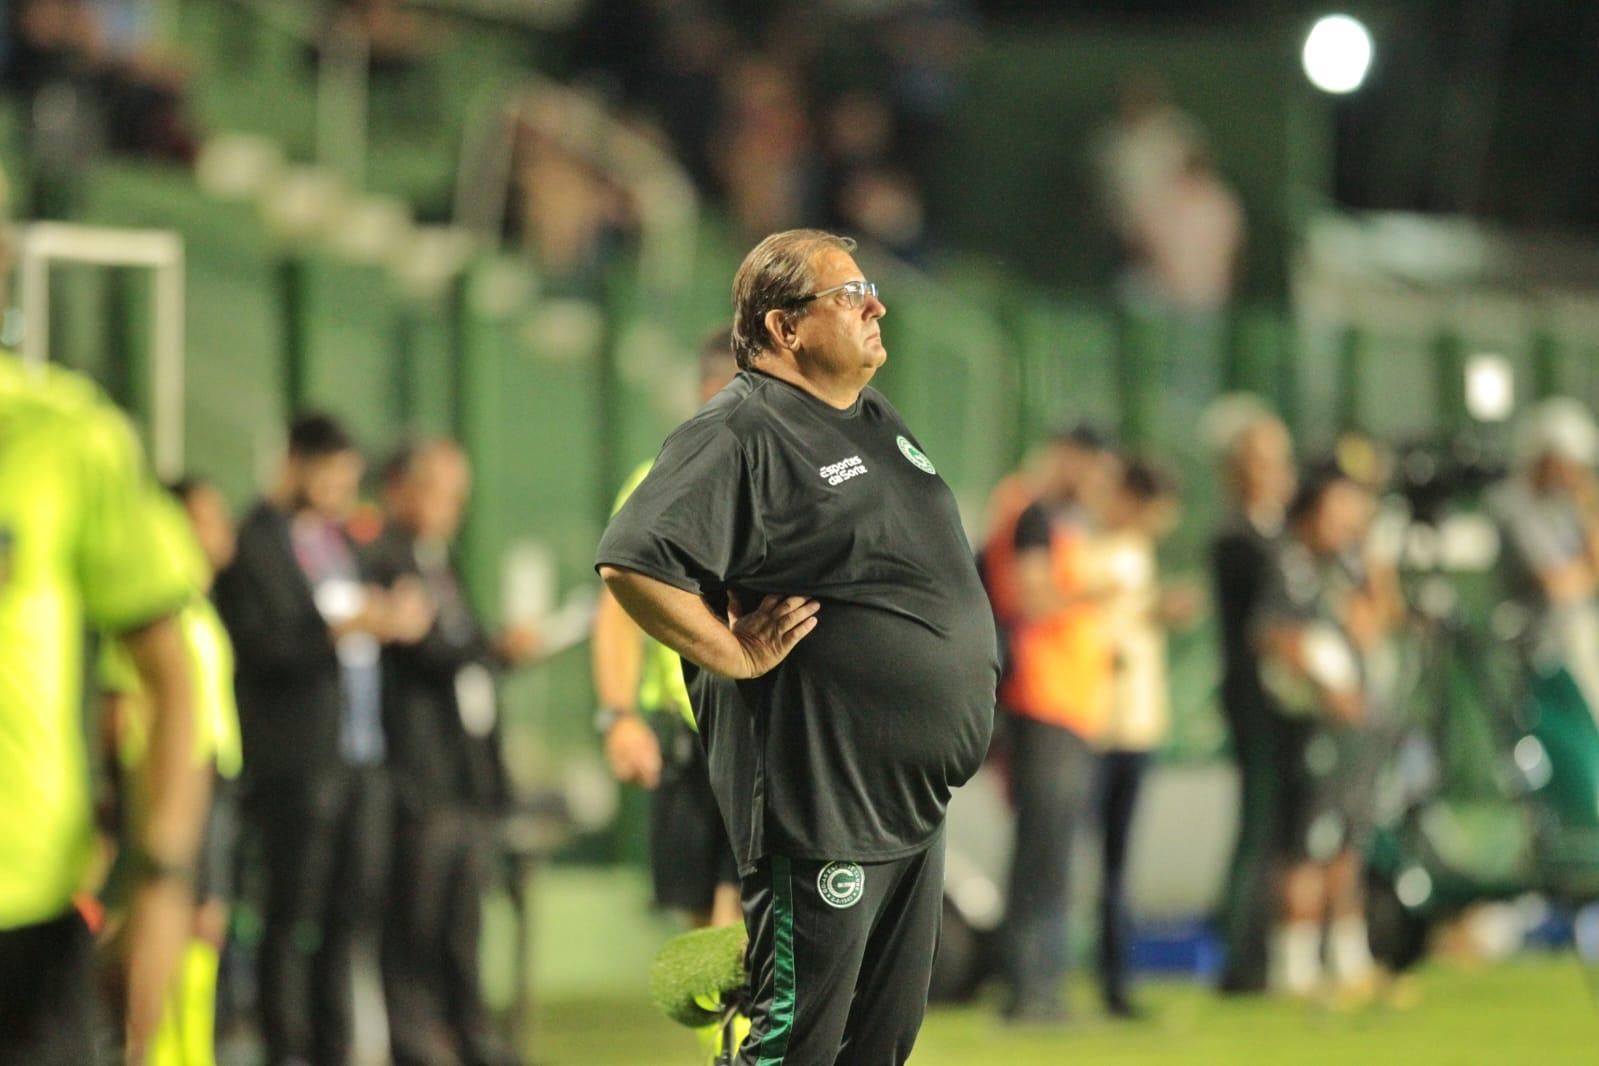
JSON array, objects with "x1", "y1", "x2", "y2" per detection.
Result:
[
  {"x1": 126, "y1": 845, "x2": 197, "y2": 886},
  {"x1": 593, "y1": 706, "x2": 634, "y2": 736}
]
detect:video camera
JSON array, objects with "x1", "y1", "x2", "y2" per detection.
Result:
[{"x1": 1392, "y1": 434, "x2": 1505, "y2": 528}]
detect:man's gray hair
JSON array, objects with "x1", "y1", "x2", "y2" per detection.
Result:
[
  {"x1": 730, "y1": 229, "x2": 856, "y2": 370},
  {"x1": 1199, "y1": 392, "x2": 1277, "y2": 463},
  {"x1": 382, "y1": 435, "x2": 464, "y2": 489},
  {"x1": 1514, "y1": 397, "x2": 1599, "y2": 469}
]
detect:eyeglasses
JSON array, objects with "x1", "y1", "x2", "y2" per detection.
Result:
[{"x1": 790, "y1": 279, "x2": 880, "y2": 310}]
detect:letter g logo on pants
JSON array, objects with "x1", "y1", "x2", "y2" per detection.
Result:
[{"x1": 817, "y1": 861, "x2": 865, "y2": 909}]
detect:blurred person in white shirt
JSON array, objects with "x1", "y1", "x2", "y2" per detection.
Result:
[{"x1": 1092, "y1": 457, "x2": 1201, "y2": 1017}]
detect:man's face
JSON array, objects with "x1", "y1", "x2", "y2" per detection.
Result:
[
  {"x1": 1307, "y1": 480, "x2": 1372, "y2": 555},
  {"x1": 184, "y1": 484, "x2": 236, "y2": 573},
  {"x1": 402, "y1": 447, "x2": 471, "y2": 541},
  {"x1": 1079, "y1": 450, "x2": 1122, "y2": 517},
  {"x1": 790, "y1": 249, "x2": 888, "y2": 382},
  {"x1": 295, "y1": 450, "x2": 364, "y2": 522},
  {"x1": 1236, "y1": 419, "x2": 1294, "y2": 508},
  {"x1": 1541, "y1": 453, "x2": 1591, "y2": 494}
]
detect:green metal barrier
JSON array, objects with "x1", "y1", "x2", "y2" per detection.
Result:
[{"x1": 864, "y1": 256, "x2": 1020, "y2": 524}]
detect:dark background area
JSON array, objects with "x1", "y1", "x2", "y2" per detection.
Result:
[{"x1": 974, "y1": 0, "x2": 1599, "y2": 236}]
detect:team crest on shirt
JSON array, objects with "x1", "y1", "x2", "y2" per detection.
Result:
[
  {"x1": 817, "y1": 861, "x2": 865, "y2": 909},
  {"x1": 896, "y1": 435, "x2": 936, "y2": 475}
]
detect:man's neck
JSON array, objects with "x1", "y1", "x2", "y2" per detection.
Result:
[
  {"x1": 1241, "y1": 498, "x2": 1283, "y2": 535},
  {"x1": 751, "y1": 354, "x2": 865, "y2": 411}
]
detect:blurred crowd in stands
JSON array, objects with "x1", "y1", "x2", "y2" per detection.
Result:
[
  {"x1": 565, "y1": 0, "x2": 973, "y2": 266},
  {"x1": 4, "y1": 0, "x2": 199, "y2": 187}
]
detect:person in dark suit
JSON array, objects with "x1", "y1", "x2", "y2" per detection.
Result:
[
  {"x1": 367, "y1": 438, "x2": 540, "y2": 1066},
  {"x1": 214, "y1": 413, "x2": 431, "y2": 1066},
  {"x1": 1206, "y1": 401, "x2": 1295, "y2": 996}
]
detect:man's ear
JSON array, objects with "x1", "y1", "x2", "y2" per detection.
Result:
[{"x1": 763, "y1": 308, "x2": 798, "y2": 354}]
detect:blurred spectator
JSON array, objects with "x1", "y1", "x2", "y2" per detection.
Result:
[
  {"x1": 214, "y1": 413, "x2": 431, "y2": 1066},
  {"x1": 822, "y1": 90, "x2": 896, "y2": 181},
  {"x1": 0, "y1": 346, "x2": 206, "y2": 1064},
  {"x1": 1092, "y1": 72, "x2": 1204, "y2": 255},
  {"x1": 1092, "y1": 456, "x2": 1200, "y2": 1017},
  {"x1": 510, "y1": 101, "x2": 635, "y2": 291},
  {"x1": 4, "y1": 0, "x2": 198, "y2": 177},
  {"x1": 836, "y1": 166, "x2": 931, "y2": 266},
  {"x1": 98, "y1": 478, "x2": 241, "y2": 1066},
  {"x1": 873, "y1": 0, "x2": 976, "y2": 177},
  {"x1": 984, "y1": 425, "x2": 1119, "y2": 1025},
  {"x1": 642, "y1": 7, "x2": 736, "y2": 190},
  {"x1": 591, "y1": 332, "x2": 743, "y2": 934},
  {"x1": 1204, "y1": 395, "x2": 1294, "y2": 996},
  {"x1": 1128, "y1": 145, "x2": 1244, "y2": 315},
  {"x1": 819, "y1": 90, "x2": 934, "y2": 264},
  {"x1": 1095, "y1": 76, "x2": 1241, "y2": 420},
  {"x1": 1254, "y1": 465, "x2": 1396, "y2": 1002},
  {"x1": 1487, "y1": 398, "x2": 1599, "y2": 723},
  {"x1": 324, "y1": 0, "x2": 439, "y2": 68},
  {"x1": 711, "y1": 55, "x2": 818, "y2": 240},
  {"x1": 368, "y1": 438, "x2": 539, "y2": 1066}
]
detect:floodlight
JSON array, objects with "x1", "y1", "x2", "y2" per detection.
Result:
[{"x1": 1303, "y1": 14, "x2": 1374, "y2": 95}]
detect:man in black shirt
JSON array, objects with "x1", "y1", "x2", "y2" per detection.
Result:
[
  {"x1": 1205, "y1": 401, "x2": 1294, "y2": 995},
  {"x1": 215, "y1": 414, "x2": 432, "y2": 1066},
  {"x1": 368, "y1": 439, "x2": 539, "y2": 1066},
  {"x1": 596, "y1": 229, "x2": 997, "y2": 1065}
]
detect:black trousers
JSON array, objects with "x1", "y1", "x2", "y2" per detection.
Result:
[
  {"x1": 737, "y1": 829, "x2": 945, "y2": 1066},
  {"x1": 1216, "y1": 687, "x2": 1278, "y2": 993},
  {"x1": 1001, "y1": 713, "x2": 1098, "y2": 1012},
  {"x1": 246, "y1": 764, "x2": 390, "y2": 1066},
  {"x1": 382, "y1": 805, "x2": 501, "y2": 1066},
  {"x1": 1097, "y1": 749, "x2": 1150, "y2": 1004},
  {"x1": 0, "y1": 911, "x2": 102, "y2": 1066},
  {"x1": 648, "y1": 712, "x2": 739, "y2": 914}
]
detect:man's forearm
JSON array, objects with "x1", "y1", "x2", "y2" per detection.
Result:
[
  {"x1": 599, "y1": 566, "x2": 748, "y2": 679},
  {"x1": 592, "y1": 587, "x2": 645, "y2": 710},
  {"x1": 123, "y1": 616, "x2": 209, "y2": 866}
]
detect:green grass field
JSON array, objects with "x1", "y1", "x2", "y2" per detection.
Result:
[{"x1": 530, "y1": 958, "x2": 1599, "y2": 1065}]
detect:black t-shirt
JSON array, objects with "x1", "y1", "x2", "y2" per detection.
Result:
[
  {"x1": 596, "y1": 370, "x2": 998, "y2": 873},
  {"x1": 1211, "y1": 514, "x2": 1276, "y2": 704}
]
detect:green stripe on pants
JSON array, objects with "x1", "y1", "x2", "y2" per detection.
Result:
[{"x1": 755, "y1": 856, "x2": 796, "y2": 1065}]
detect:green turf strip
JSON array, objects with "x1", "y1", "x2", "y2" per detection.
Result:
[{"x1": 534, "y1": 956, "x2": 1599, "y2": 1066}]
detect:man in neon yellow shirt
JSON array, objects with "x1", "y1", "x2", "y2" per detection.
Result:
[
  {"x1": 100, "y1": 479, "x2": 242, "y2": 1066},
  {"x1": 591, "y1": 332, "x2": 742, "y2": 930},
  {"x1": 0, "y1": 350, "x2": 209, "y2": 1065}
]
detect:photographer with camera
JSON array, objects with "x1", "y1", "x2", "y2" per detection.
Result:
[
  {"x1": 1486, "y1": 398, "x2": 1599, "y2": 725},
  {"x1": 1254, "y1": 463, "x2": 1401, "y2": 1003}
]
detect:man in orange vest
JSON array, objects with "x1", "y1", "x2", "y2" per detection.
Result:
[{"x1": 985, "y1": 425, "x2": 1120, "y2": 1025}]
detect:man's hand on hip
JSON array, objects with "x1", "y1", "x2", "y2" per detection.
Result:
[
  {"x1": 727, "y1": 593, "x2": 820, "y2": 679},
  {"x1": 598, "y1": 567, "x2": 821, "y2": 682}
]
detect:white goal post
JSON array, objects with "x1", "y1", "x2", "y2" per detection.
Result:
[{"x1": 18, "y1": 222, "x2": 186, "y2": 479}]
